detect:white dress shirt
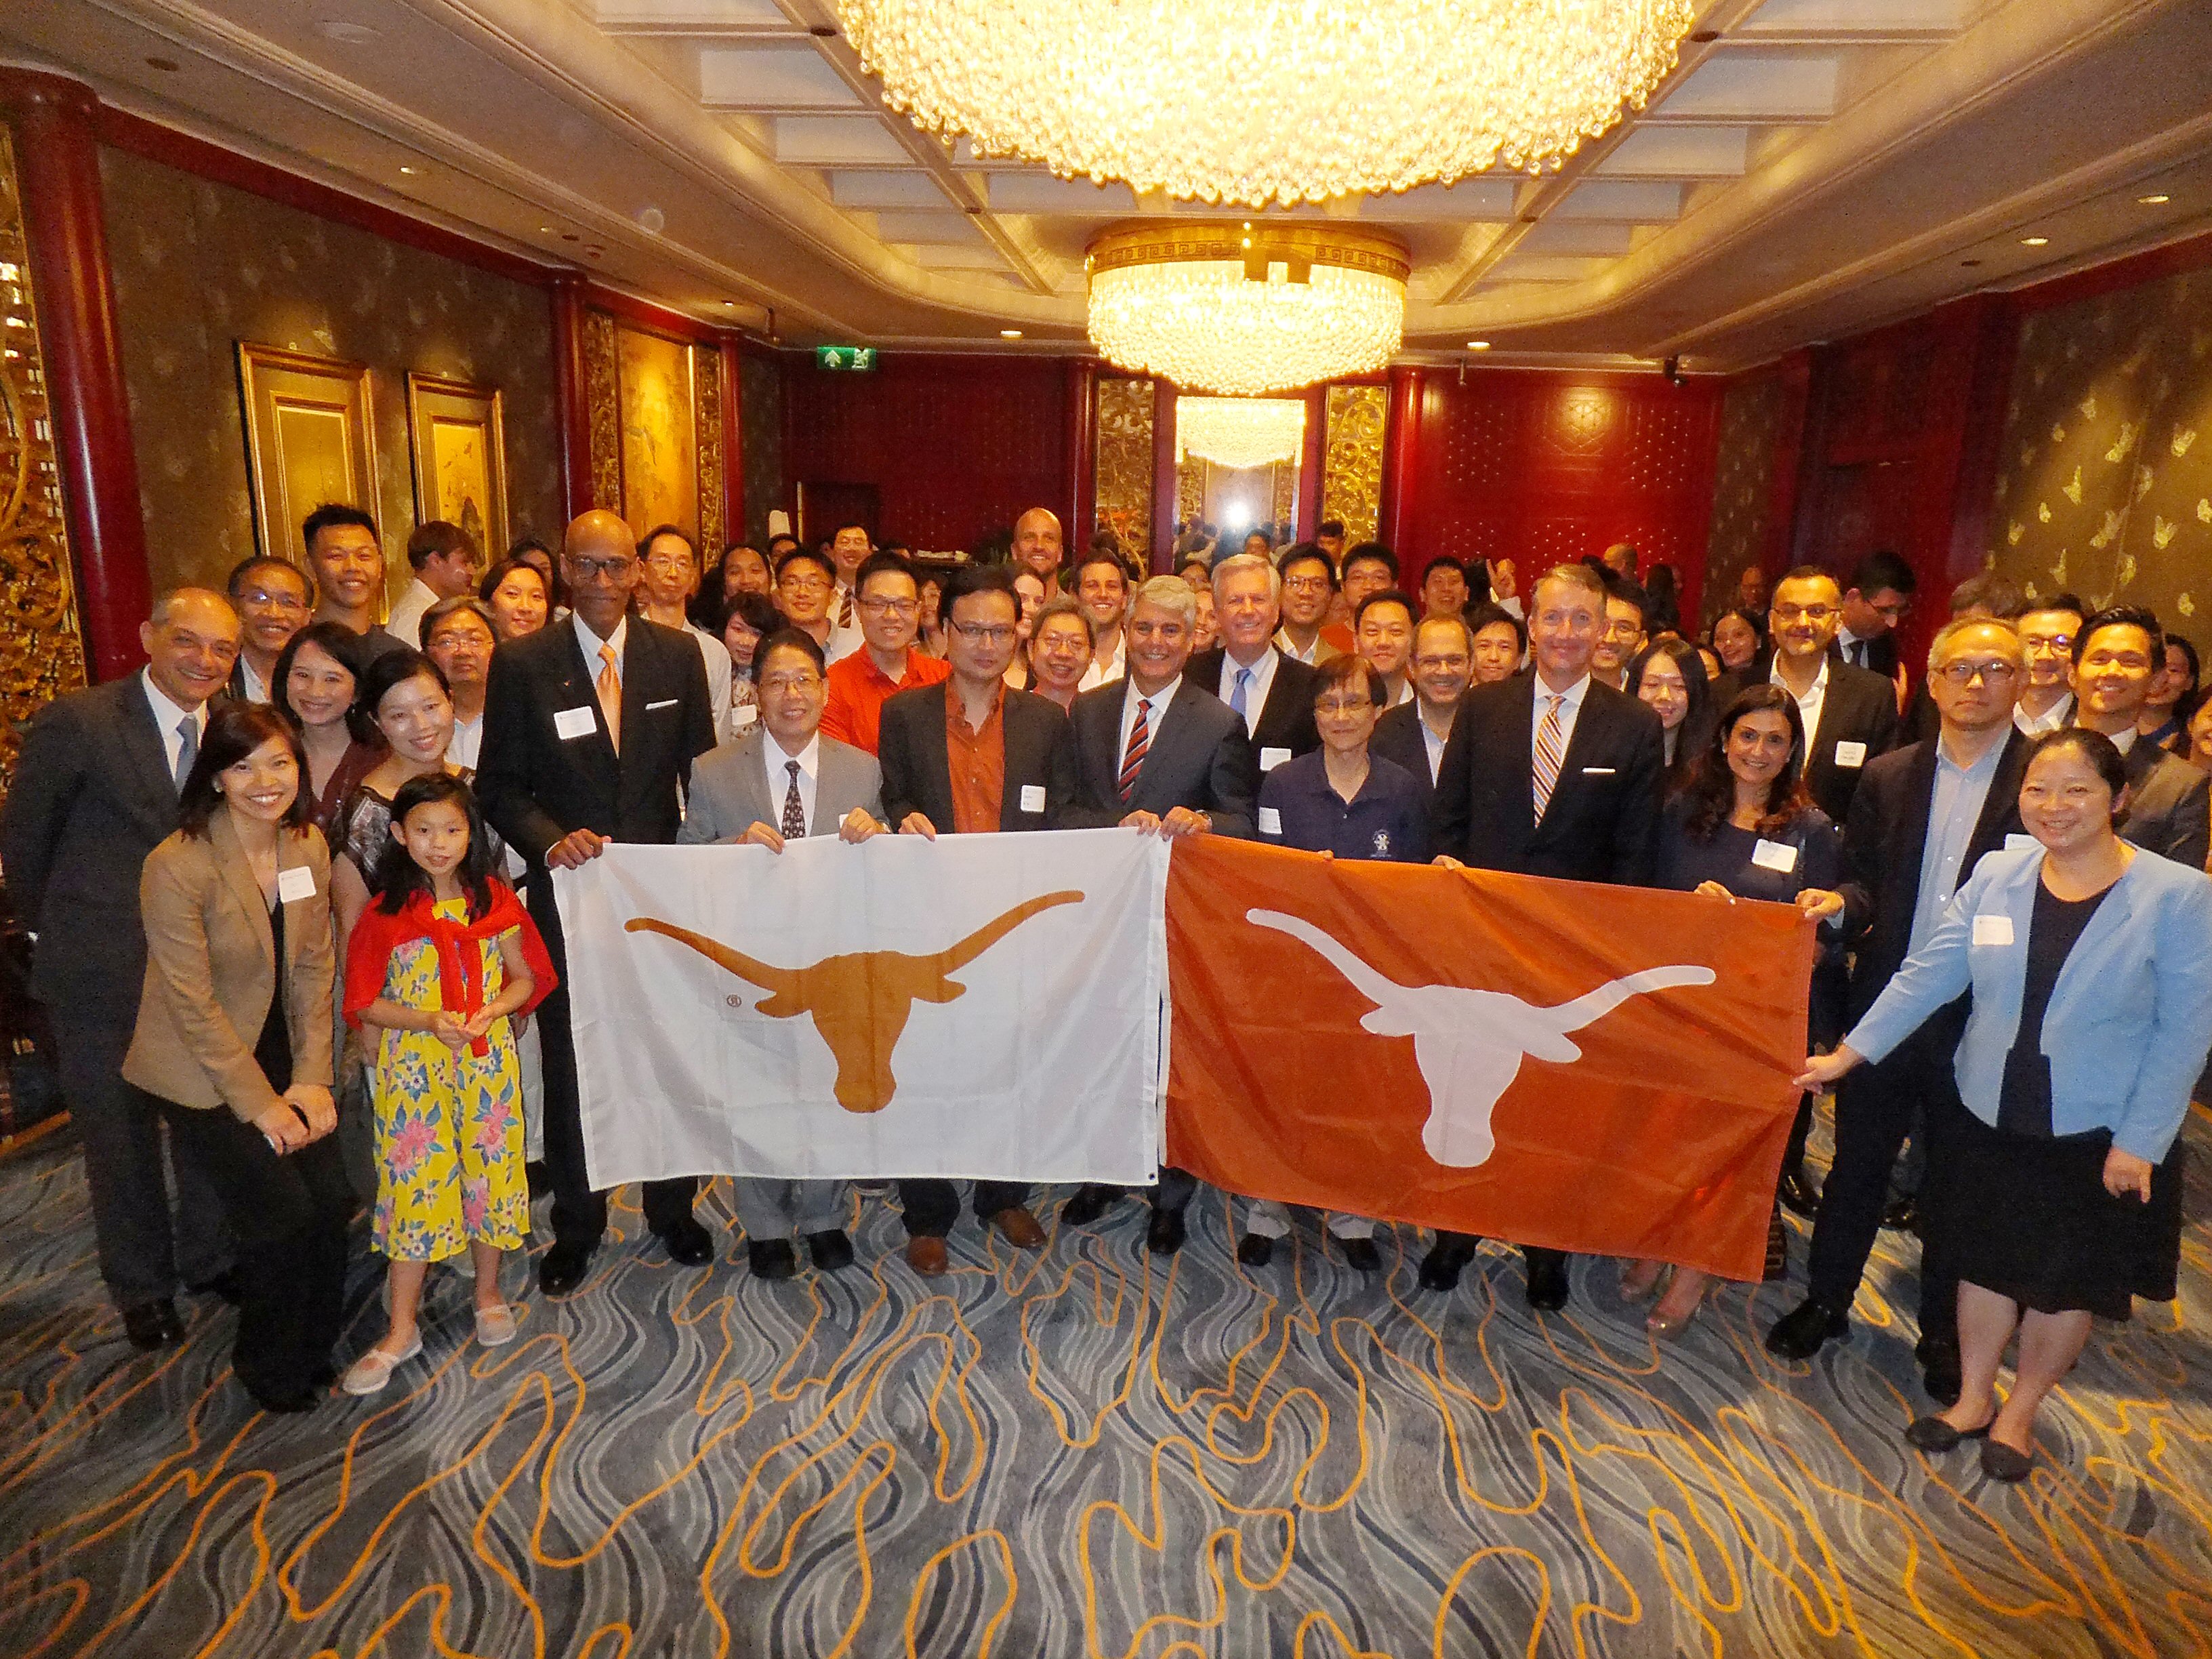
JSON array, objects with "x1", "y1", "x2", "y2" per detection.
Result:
[
  {"x1": 683, "y1": 620, "x2": 735, "y2": 731},
  {"x1": 2016, "y1": 691, "x2": 2074, "y2": 735},
  {"x1": 384, "y1": 577, "x2": 441, "y2": 650},
  {"x1": 1215, "y1": 646, "x2": 1280, "y2": 737},
  {"x1": 573, "y1": 611, "x2": 629, "y2": 674},
  {"x1": 763, "y1": 731, "x2": 821, "y2": 834},
  {"x1": 1275, "y1": 628, "x2": 1324, "y2": 665},
  {"x1": 447, "y1": 709, "x2": 484, "y2": 771},
  {"x1": 237, "y1": 657, "x2": 270, "y2": 705},
  {"x1": 1769, "y1": 654, "x2": 1830, "y2": 752},
  {"x1": 142, "y1": 670, "x2": 205, "y2": 783},
  {"x1": 1118, "y1": 674, "x2": 1183, "y2": 763},
  {"x1": 1419, "y1": 709, "x2": 1452, "y2": 783},
  {"x1": 1078, "y1": 633, "x2": 1128, "y2": 693},
  {"x1": 1529, "y1": 672, "x2": 1592, "y2": 759}
]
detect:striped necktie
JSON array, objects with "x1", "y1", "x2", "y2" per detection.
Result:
[
  {"x1": 1532, "y1": 693, "x2": 1565, "y2": 823},
  {"x1": 781, "y1": 759, "x2": 806, "y2": 839},
  {"x1": 1118, "y1": 696, "x2": 1151, "y2": 803}
]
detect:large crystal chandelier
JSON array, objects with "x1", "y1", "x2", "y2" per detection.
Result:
[
  {"x1": 1087, "y1": 223, "x2": 1408, "y2": 397},
  {"x1": 837, "y1": 0, "x2": 1694, "y2": 206},
  {"x1": 1176, "y1": 398, "x2": 1307, "y2": 472}
]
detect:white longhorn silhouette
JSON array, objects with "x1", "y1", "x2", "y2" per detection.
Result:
[{"x1": 1247, "y1": 909, "x2": 1717, "y2": 1168}]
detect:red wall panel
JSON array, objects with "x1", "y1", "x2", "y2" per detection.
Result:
[
  {"x1": 1396, "y1": 369, "x2": 1725, "y2": 622},
  {"x1": 780, "y1": 352, "x2": 1077, "y2": 553}
]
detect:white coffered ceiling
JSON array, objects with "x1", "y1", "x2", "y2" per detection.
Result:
[{"x1": 7, "y1": 0, "x2": 2211, "y2": 370}]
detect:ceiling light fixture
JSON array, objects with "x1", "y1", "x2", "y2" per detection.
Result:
[
  {"x1": 839, "y1": 0, "x2": 1695, "y2": 206},
  {"x1": 1467, "y1": 340, "x2": 1492, "y2": 350},
  {"x1": 1086, "y1": 221, "x2": 1407, "y2": 396},
  {"x1": 398, "y1": 165, "x2": 422, "y2": 176},
  {"x1": 2020, "y1": 235, "x2": 2049, "y2": 246},
  {"x1": 1000, "y1": 329, "x2": 1023, "y2": 338},
  {"x1": 1176, "y1": 397, "x2": 1307, "y2": 471},
  {"x1": 2137, "y1": 193, "x2": 2171, "y2": 205}
]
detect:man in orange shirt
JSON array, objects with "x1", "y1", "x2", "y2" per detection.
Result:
[{"x1": 819, "y1": 552, "x2": 951, "y2": 754}]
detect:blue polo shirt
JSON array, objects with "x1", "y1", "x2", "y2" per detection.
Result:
[{"x1": 1257, "y1": 750, "x2": 1430, "y2": 863}]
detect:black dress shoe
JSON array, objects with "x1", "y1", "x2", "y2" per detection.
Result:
[
  {"x1": 805, "y1": 1229, "x2": 855, "y2": 1271},
  {"x1": 188, "y1": 1269, "x2": 243, "y2": 1305},
  {"x1": 1980, "y1": 1439, "x2": 2034, "y2": 1483},
  {"x1": 1881, "y1": 1196, "x2": 1919, "y2": 1233},
  {"x1": 657, "y1": 1216, "x2": 715, "y2": 1267},
  {"x1": 1061, "y1": 1185, "x2": 1115, "y2": 1227},
  {"x1": 747, "y1": 1238, "x2": 798, "y2": 1281},
  {"x1": 1237, "y1": 1234, "x2": 1274, "y2": 1267},
  {"x1": 1338, "y1": 1237, "x2": 1382, "y2": 1273},
  {"x1": 1904, "y1": 1414, "x2": 1992, "y2": 1452},
  {"x1": 245, "y1": 1383, "x2": 320, "y2": 1414},
  {"x1": 1765, "y1": 1297, "x2": 1849, "y2": 1359},
  {"x1": 1145, "y1": 1207, "x2": 1187, "y2": 1256},
  {"x1": 1418, "y1": 1240, "x2": 1475, "y2": 1292},
  {"x1": 1776, "y1": 1167, "x2": 1820, "y2": 1218},
  {"x1": 1524, "y1": 1253, "x2": 1570, "y2": 1312},
  {"x1": 123, "y1": 1300, "x2": 184, "y2": 1351},
  {"x1": 538, "y1": 1240, "x2": 596, "y2": 1298}
]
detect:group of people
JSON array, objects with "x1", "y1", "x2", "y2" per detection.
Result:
[{"x1": 5, "y1": 502, "x2": 2209, "y2": 1486}]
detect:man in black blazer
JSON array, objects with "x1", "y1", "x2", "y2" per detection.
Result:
[
  {"x1": 1372, "y1": 613, "x2": 1475, "y2": 796},
  {"x1": 0, "y1": 590, "x2": 243, "y2": 1347},
  {"x1": 1422, "y1": 563, "x2": 1667, "y2": 1309},
  {"x1": 1186, "y1": 552, "x2": 1321, "y2": 780},
  {"x1": 1833, "y1": 549, "x2": 1916, "y2": 686},
  {"x1": 476, "y1": 511, "x2": 719, "y2": 1296},
  {"x1": 878, "y1": 565, "x2": 1077, "y2": 1271},
  {"x1": 1060, "y1": 575, "x2": 1258, "y2": 1253},
  {"x1": 1768, "y1": 617, "x2": 2031, "y2": 1405},
  {"x1": 2067, "y1": 605, "x2": 2211, "y2": 867}
]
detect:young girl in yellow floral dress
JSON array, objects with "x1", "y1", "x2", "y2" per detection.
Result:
[{"x1": 338, "y1": 773, "x2": 554, "y2": 1395}]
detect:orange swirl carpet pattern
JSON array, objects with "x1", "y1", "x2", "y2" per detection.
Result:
[{"x1": 3, "y1": 1113, "x2": 2211, "y2": 1658}]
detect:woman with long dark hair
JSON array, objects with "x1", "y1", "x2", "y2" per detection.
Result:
[
  {"x1": 1624, "y1": 637, "x2": 1712, "y2": 785},
  {"x1": 272, "y1": 621, "x2": 380, "y2": 838}
]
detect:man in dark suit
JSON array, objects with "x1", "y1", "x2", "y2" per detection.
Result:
[
  {"x1": 1420, "y1": 562, "x2": 1666, "y2": 1309},
  {"x1": 1767, "y1": 617, "x2": 2032, "y2": 1404},
  {"x1": 0, "y1": 590, "x2": 243, "y2": 1347},
  {"x1": 476, "y1": 510, "x2": 719, "y2": 1296},
  {"x1": 1372, "y1": 613, "x2": 1475, "y2": 794},
  {"x1": 2067, "y1": 605, "x2": 2211, "y2": 867},
  {"x1": 1061, "y1": 575, "x2": 1258, "y2": 1252},
  {"x1": 1833, "y1": 549, "x2": 1917, "y2": 686},
  {"x1": 1186, "y1": 552, "x2": 1321, "y2": 779},
  {"x1": 879, "y1": 564, "x2": 1077, "y2": 1271}
]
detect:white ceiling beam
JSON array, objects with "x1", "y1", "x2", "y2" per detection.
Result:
[
  {"x1": 1551, "y1": 180, "x2": 1685, "y2": 220},
  {"x1": 828, "y1": 170, "x2": 954, "y2": 209},
  {"x1": 592, "y1": 0, "x2": 793, "y2": 30},
  {"x1": 1735, "y1": 0, "x2": 1969, "y2": 39},
  {"x1": 1594, "y1": 126, "x2": 1754, "y2": 177},
  {"x1": 699, "y1": 45, "x2": 863, "y2": 108},
  {"x1": 772, "y1": 116, "x2": 912, "y2": 165},
  {"x1": 1515, "y1": 222, "x2": 1639, "y2": 255},
  {"x1": 1645, "y1": 54, "x2": 1841, "y2": 121},
  {"x1": 871, "y1": 210, "x2": 988, "y2": 244}
]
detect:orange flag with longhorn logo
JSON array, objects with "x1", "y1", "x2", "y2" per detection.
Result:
[{"x1": 1164, "y1": 836, "x2": 1814, "y2": 1282}]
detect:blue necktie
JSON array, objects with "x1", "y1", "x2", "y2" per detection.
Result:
[{"x1": 1230, "y1": 666, "x2": 1251, "y2": 720}]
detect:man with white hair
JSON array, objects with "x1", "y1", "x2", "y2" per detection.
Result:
[{"x1": 1187, "y1": 552, "x2": 1321, "y2": 773}]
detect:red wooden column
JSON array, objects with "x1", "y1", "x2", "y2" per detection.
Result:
[
  {"x1": 0, "y1": 70, "x2": 150, "y2": 680},
  {"x1": 1376, "y1": 365, "x2": 1425, "y2": 554},
  {"x1": 550, "y1": 273, "x2": 594, "y2": 521},
  {"x1": 717, "y1": 330, "x2": 746, "y2": 548},
  {"x1": 1149, "y1": 379, "x2": 1180, "y2": 574},
  {"x1": 1066, "y1": 357, "x2": 1098, "y2": 548},
  {"x1": 1295, "y1": 382, "x2": 1328, "y2": 542}
]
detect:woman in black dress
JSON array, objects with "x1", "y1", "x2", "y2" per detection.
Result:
[{"x1": 1625, "y1": 636, "x2": 1713, "y2": 788}]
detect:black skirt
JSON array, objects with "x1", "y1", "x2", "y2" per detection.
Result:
[{"x1": 1925, "y1": 1094, "x2": 2184, "y2": 1322}]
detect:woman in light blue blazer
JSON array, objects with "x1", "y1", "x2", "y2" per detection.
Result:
[{"x1": 1799, "y1": 728, "x2": 2212, "y2": 1482}]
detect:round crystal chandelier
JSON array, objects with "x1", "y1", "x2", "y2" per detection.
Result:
[
  {"x1": 1176, "y1": 398, "x2": 1307, "y2": 472},
  {"x1": 836, "y1": 0, "x2": 1694, "y2": 206},
  {"x1": 1086, "y1": 223, "x2": 1408, "y2": 397}
]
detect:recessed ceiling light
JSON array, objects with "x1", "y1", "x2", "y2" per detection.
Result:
[
  {"x1": 145, "y1": 56, "x2": 182, "y2": 72},
  {"x1": 540, "y1": 224, "x2": 555, "y2": 233},
  {"x1": 2020, "y1": 235, "x2": 2049, "y2": 246},
  {"x1": 1467, "y1": 340, "x2": 1491, "y2": 350},
  {"x1": 398, "y1": 164, "x2": 422, "y2": 176},
  {"x1": 2137, "y1": 193, "x2": 2171, "y2": 205},
  {"x1": 1000, "y1": 329, "x2": 1023, "y2": 339},
  {"x1": 320, "y1": 20, "x2": 380, "y2": 43},
  {"x1": 724, "y1": 300, "x2": 738, "y2": 308}
]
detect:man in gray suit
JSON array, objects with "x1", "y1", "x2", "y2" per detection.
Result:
[
  {"x1": 678, "y1": 627, "x2": 886, "y2": 1279},
  {"x1": 0, "y1": 590, "x2": 244, "y2": 1347},
  {"x1": 2070, "y1": 605, "x2": 2211, "y2": 867}
]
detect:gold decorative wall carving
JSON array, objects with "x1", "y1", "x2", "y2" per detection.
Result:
[
  {"x1": 695, "y1": 346, "x2": 724, "y2": 554},
  {"x1": 1092, "y1": 375, "x2": 1154, "y2": 558},
  {"x1": 0, "y1": 127, "x2": 88, "y2": 798},
  {"x1": 583, "y1": 309, "x2": 621, "y2": 514},
  {"x1": 1321, "y1": 383, "x2": 1386, "y2": 546}
]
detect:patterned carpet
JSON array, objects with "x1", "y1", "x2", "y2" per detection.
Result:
[{"x1": 3, "y1": 1108, "x2": 2211, "y2": 1659}]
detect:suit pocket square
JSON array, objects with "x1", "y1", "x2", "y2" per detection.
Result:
[
  {"x1": 1580, "y1": 766, "x2": 1616, "y2": 775},
  {"x1": 646, "y1": 698, "x2": 678, "y2": 711}
]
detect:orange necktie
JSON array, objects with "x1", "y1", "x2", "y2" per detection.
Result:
[{"x1": 596, "y1": 643, "x2": 621, "y2": 754}]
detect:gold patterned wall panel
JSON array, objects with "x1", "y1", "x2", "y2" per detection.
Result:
[
  {"x1": 1701, "y1": 372, "x2": 1786, "y2": 627},
  {"x1": 1092, "y1": 375, "x2": 1154, "y2": 558},
  {"x1": 695, "y1": 346, "x2": 724, "y2": 554},
  {"x1": 0, "y1": 127, "x2": 88, "y2": 798},
  {"x1": 583, "y1": 309, "x2": 621, "y2": 514},
  {"x1": 1321, "y1": 383, "x2": 1385, "y2": 546},
  {"x1": 1986, "y1": 268, "x2": 2212, "y2": 651}
]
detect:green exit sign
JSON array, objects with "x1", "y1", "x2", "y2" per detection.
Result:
[{"x1": 816, "y1": 346, "x2": 877, "y2": 371}]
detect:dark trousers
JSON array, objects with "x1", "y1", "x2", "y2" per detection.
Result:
[
  {"x1": 530, "y1": 891, "x2": 698, "y2": 1250},
  {"x1": 54, "y1": 1010, "x2": 229, "y2": 1310},
  {"x1": 898, "y1": 1181, "x2": 1031, "y2": 1238},
  {"x1": 1068, "y1": 1168, "x2": 1197, "y2": 1215},
  {"x1": 157, "y1": 1097, "x2": 350, "y2": 1405},
  {"x1": 1433, "y1": 1233, "x2": 1564, "y2": 1275},
  {"x1": 1804, "y1": 1023, "x2": 1959, "y2": 1346}
]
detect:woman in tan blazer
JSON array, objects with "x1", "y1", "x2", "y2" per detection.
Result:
[{"x1": 123, "y1": 703, "x2": 352, "y2": 1413}]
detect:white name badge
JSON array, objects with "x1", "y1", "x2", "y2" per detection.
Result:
[
  {"x1": 1750, "y1": 838, "x2": 1799, "y2": 874},
  {"x1": 276, "y1": 865, "x2": 317, "y2": 903},
  {"x1": 2005, "y1": 833, "x2": 2039, "y2": 853},
  {"x1": 1019, "y1": 784, "x2": 1046, "y2": 813},
  {"x1": 1260, "y1": 746, "x2": 1292, "y2": 772},
  {"x1": 733, "y1": 705, "x2": 759, "y2": 731},
  {"x1": 1258, "y1": 806, "x2": 1283, "y2": 836},
  {"x1": 1833, "y1": 740, "x2": 1868, "y2": 769},
  {"x1": 1972, "y1": 913, "x2": 2015, "y2": 947},
  {"x1": 554, "y1": 706, "x2": 598, "y2": 740}
]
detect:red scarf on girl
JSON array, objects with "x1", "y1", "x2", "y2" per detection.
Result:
[{"x1": 343, "y1": 879, "x2": 556, "y2": 1055}]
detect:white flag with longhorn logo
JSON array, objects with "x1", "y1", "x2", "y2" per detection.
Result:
[{"x1": 554, "y1": 829, "x2": 1169, "y2": 1186}]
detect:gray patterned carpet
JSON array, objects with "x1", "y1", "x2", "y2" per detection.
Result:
[{"x1": 3, "y1": 1106, "x2": 2211, "y2": 1658}]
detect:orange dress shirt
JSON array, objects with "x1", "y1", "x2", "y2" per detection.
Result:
[
  {"x1": 945, "y1": 680, "x2": 1008, "y2": 835},
  {"x1": 819, "y1": 647, "x2": 951, "y2": 754}
]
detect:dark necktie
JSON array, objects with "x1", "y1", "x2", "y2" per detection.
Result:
[
  {"x1": 1118, "y1": 697, "x2": 1151, "y2": 803},
  {"x1": 782, "y1": 759, "x2": 806, "y2": 839},
  {"x1": 173, "y1": 714, "x2": 199, "y2": 793}
]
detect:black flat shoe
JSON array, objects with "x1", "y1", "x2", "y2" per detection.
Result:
[
  {"x1": 187, "y1": 1269, "x2": 243, "y2": 1305},
  {"x1": 1980, "y1": 1439, "x2": 2034, "y2": 1482},
  {"x1": 1524, "y1": 1254, "x2": 1570, "y2": 1312},
  {"x1": 123, "y1": 1300, "x2": 183, "y2": 1351},
  {"x1": 747, "y1": 1238, "x2": 798, "y2": 1281},
  {"x1": 537, "y1": 1241, "x2": 596, "y2": 1298},
  {"x1": 1145, "y1": 1208, "x2": 1186, "y2": 1256},
  {"x1": 1776, "y1": 1168, "x2": 1820, "y2": 1218},
  {"x1": 805, "y1": 1229, "x2": 855, "y2": 1271},
  {"x1": 657, "y1": 1216, "x2": 715, "y2": 1267},
  {"x1": 1061, "y1": 1186, "x2": 1115, "y2": 1227},
  {"x1": 1418, "y1": 1240, "x2": 1475, "y2": 1292},
  {"x1": 1338, "y1": 1237, "x2": 1382, "y2": 1272},
  {"x1": 1904, "y1": 1414, "x2": 1992, "y2": 1452},
  {"x1": 1236, "y1": 1234, "x2": 1274, "y2": 1267},
  {"x1": 1765, "y1": 1298, "x2": 1849, "y2": 1360}
]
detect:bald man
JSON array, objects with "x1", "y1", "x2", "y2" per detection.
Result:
[
  {"x1": 1012, "y1": 508, "x2": 1065, "y2": 588},
  {"x1": 476, "y1": 510, "x2": 720, "y2": 1295},
  {"x1": 1, "y1": 590, "x2": 245, "y2": 1347}
]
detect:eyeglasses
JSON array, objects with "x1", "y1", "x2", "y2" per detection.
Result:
[
  {"x1": 1772, "y1": 604, "x2": 1838, "y2": 623},
  {"x1": 859, "y1": 597, "x2": 919, "y2": 617},
  {"x1": 643, "y1": 554, "x2": 695, "y2": 575},
  {"x1": 1315, "y1": 697, "x2": 1374, "y2": 716},
  {"x1": 1283, "y1": 576, "x2": 1331, "y2": 595},
  {"x1": 239, "y1": 589, "x2": 308, "y2": 612},
  {"x1": 949, "y1": 621, "x2": 1017, "y2": 645},
  {"x1": 759, "y1": 672, "x2": 821, "y2": 694},
  {"x1": 567, "y1": 556, "x2": 636, "y2": 581},
  {"x1": 1936, "y1": 659, "x2": 2020, "y2": 686},
  {"x1": 781, "y1": 575, "x2": 832, "y2": 595},
  {"x1": 2022, "y1": 632, "x2": 2075, "y2": 652}
]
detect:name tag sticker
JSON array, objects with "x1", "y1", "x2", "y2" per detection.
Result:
[
  {"x1": 554, "y1": 706, "x2": 598, "y2": 740},
  {"x1": 1973, "y1": 913, "x2": 2015, "y2": 947},
  {"x1": 733, "y1": 705, "x2": 759, "y2": 730},
  {"x1": 2006, "y1": 833, "x2": 2039, "y2": 853},
  {"x1": 1019, "y1": 784, "x2": 1046, "y2": 813},
  {"x1": 1833, "y1": 740, "x2": 1868, "y2": 769},
  {"x1": 1258, "y1": 806, "x2": 1283, "y2": 836},
  {"x1": 1751, "y1": 838, "x2": 1799, "y2": 874},
  {"x1": 276, "y1": 865, "x2": 317, "y2": 903},
  {"x1": 1260, "y1": 746, "x2": 1291, "y2": 772},
  {"x1": 647, "y1": 697, "x2": 677, "y2": 711}
]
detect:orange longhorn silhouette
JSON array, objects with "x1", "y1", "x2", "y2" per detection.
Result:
[{"x1": 625, "y1": 890, "x2": 1084, "y2": 1113}]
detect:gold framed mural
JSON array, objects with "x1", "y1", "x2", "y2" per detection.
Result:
[
  {"x1": 236, "y1": 342, "x2": 379, "y2": 562},
  {"x1": 405, "y1": 373, "x2": 508, "y2": 558},
  {"x1": 615, "y1": 323, "x2": 698, "y2": 540}
]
